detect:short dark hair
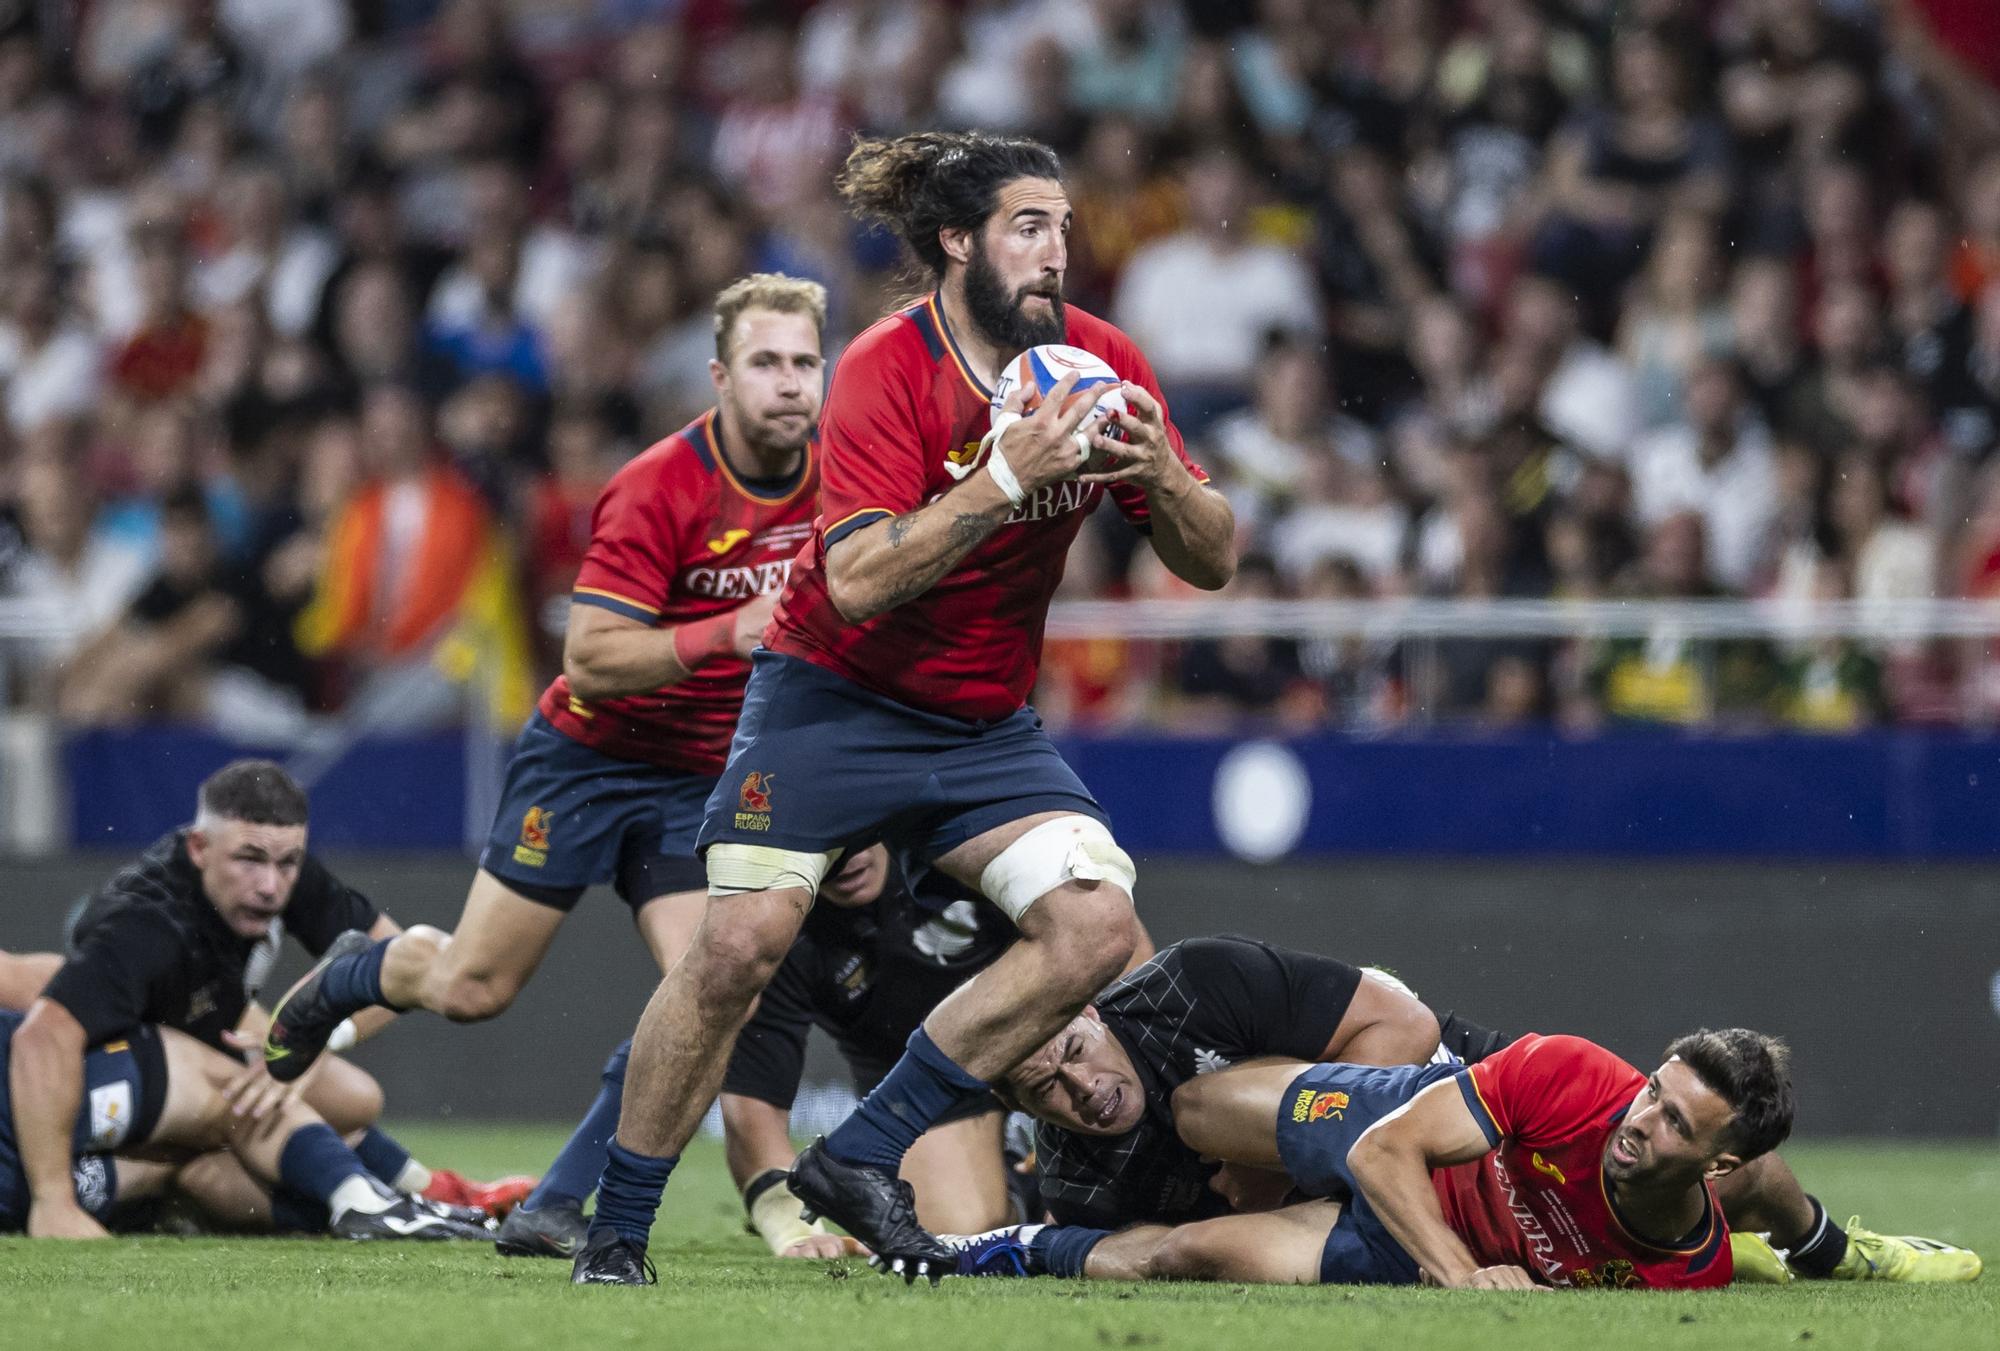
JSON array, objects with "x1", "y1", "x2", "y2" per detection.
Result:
[
  {"x1": 837, "y1": 131, "x2": 1063, "y2": 279},
  {"x1": 1664, "y1": 1028, "x2": 1794, "y2": 1161},
  {"x1": 197, "y1": 759, "x2": 308, "y2": 828}
]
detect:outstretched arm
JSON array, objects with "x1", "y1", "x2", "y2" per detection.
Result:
[
  {"x1": 8, "y1": 998, "x2": 106, "y2": 1238},
  {"x1": 1345, "y1": 1078, "x2": 1535, "y2": 1290}
]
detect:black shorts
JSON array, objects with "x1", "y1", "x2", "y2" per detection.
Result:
[{"x1": 0, "y1": 1018, "x2": 166, "y2": 1231}]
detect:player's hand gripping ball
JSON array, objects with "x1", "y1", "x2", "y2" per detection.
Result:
[{"x1": 990, "y1": 345, "x2": 1128, "y2": 475}]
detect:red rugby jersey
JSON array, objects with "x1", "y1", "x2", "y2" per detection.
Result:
[
  {"x1": 537, "y1": 411, "x2": 818, "y2": 774},
  {"x1": 1431, "y1": 1034, "x2": 1733, "y2": 1290},
  {"x1": 766, "y1": 293, "x2": 1208, "y2": 721}
]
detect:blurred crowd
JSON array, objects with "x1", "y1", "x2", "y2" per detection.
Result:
[{"x1": 3, "y1": 0, "x2": 2000, "y2": 738}]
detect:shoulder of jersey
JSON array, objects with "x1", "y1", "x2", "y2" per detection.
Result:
[
  {"x1": 839, "y1": 304, "x2": 935, "y2": 373},
  {"x1": 1061, "y1": 305, "x2": 1141, "y2": 371},
  {"x1": 608, "y1": 417, "x2": 717, "y2": 492}
]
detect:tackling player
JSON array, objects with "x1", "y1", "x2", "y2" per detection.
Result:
[
  {"x1": 574, "y1": 131, "x2": 1236, "y2": 1286},
  {"x1": 972, "y1": 939, "x2": 1979, "y2": 1286},
  {"x1": 257, "y1": 276, "x2": 829, "y2": 1252},
  {"x1": 964, "y1": 1029, "x2": 1790, "y2": 1290}
]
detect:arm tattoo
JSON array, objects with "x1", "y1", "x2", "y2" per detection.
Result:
[
  {"x1": 946, "y1": 511, "x2": 993, "y2": 551},
  {"x1": 886, "y1": 515, "x2": 916, "y2": 548}
]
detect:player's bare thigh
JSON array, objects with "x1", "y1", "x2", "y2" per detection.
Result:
[
  {"x1": 0, "y1": 950, "x2": 62, "y2": 1010},
  {"x1": 901, "y1": 1109, "x2": 1011, "y2": 1234},
  {"x1": 141, "y1": 1027, "x2": 255, "y2": 1154},
  {"x1": 1169, "y1": 1059, "x2": 1316, "y2": 1168},
  {"x1": 633, "y1": 888, "x2": 708, "y2": 975},
  {"x1": 930, "y1": 811, "x2": 1087, "y2": 889}
]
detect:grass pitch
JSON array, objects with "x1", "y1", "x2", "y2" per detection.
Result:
[{"x1": 2, "y1": 1127, "x2": 1993, "y2": 1351}]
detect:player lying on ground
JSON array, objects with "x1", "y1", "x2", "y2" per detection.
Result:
[
  {"x1": 0, "y1": 1007, "x2": 489, "y2": 1240},
  {"x1": 961, "y1": 939, "x2": 1978, "y2": 1286},
  {"x1": 5, "y1": 760, "x2": 527, "y2": 1232},
  {"x1": 259, "y1": 277, "x2": 830, "y2": 1259},
  {"x1": 561, "y1": 129, "x2": 1234, "y2": 1287}
]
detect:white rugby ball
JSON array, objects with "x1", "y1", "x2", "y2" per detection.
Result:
[{"x1": 990, "y1": 344, "x2": 1129, "y2": 474}]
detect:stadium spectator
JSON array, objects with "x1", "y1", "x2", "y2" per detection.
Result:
[
  {"x1": 0, "y1": 0, "x2": 1997, "y2": 735},
  {"x1": 1114, "y1": 146, "x2": 1322, "y2": 427},
  {"x1": 1630, "y1": 355, "x2": 1780, "y2": 593}
]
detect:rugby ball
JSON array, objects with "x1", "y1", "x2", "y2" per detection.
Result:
[{"x1": 990, "y1": 344, "x2": 1129, "y2": 474}]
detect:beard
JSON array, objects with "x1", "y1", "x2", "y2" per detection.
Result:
[{"x1": 965, "y1": 240, "x2": 1066, "y2": 353}]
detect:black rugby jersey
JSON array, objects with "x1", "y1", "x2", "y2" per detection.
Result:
[{"x1": 43, "y1": 830, "x2": 378, "y2": 1049}]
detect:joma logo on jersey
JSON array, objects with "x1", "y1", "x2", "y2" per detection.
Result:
[
  {"x1": 1529, "y1": 1152, "x2": 1567, "y2": 1185},
  {"x1": 685, "y1": 558, "x2": 793, "y2": 599},
  {"x1": 706, "y1": 528, "x2": 751, "y2": 554}
]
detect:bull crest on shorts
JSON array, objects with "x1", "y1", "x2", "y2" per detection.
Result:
[{"x1": 735, "y1": 772, "x2": 774, "y2": 832}]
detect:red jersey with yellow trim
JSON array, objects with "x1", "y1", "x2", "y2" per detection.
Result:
[
  {"x1": 766, "y1": 294, "x2": 1207, "y2": 721},
  {"x1": 537, "y1": 410, "x2": 818, "y2": 774},
  {"x1": 1433, "y1": 1034, "x2": 1733, "y2": 1290}
]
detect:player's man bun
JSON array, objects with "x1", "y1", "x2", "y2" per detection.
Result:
[
  {"x1": 837, "y1": 131, "x2": 1064, "y2": 279},
  {"x1": 1664, "y1": 1027, "x2": 1795, "y2": 1161}
]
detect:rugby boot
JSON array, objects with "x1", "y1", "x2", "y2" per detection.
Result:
[
  {"x1": 1729, "y1": 1232, "x2": 1793, "y2": 1284},
  {"x1": 571, "y1": 1228, "x2": 658, "y2": 1286},
  {"x1": 495, "y1": 1202, "x2": 589, "y2": 1259},
  {"x1": 263, "y1": 928, "x2": 375, "y2": 1082},
  {"x1": 424, "y1": 1169, "x2": 538, "y2": 1219},
  {"x1": 788, "y1": 1137, "x2": 954, "y2": 1284},
  {"x1": 332, "y1": 1194, "x2": 494, "y2": 1242},
  {"x1": 1827, "y1": 1217, "x2": 1982, "y2": 1282},
  {"x1": 942, "y1": 1225, "x2": 1040, "y2": 1277}
]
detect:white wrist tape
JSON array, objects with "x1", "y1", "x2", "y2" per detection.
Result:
[
  {"x1": 984, "y1": 435, "x2": 1027, "y2": 507},
  {"x1": 327, "y1": 1018, "x2": 359, "y2": 1054},
  {"x1": 748, "y1": 1171, "x2": 827, "y2": 1254}
]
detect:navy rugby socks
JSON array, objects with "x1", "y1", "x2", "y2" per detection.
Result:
[
  {"x1": 1031, "y1": 1224, "x2": 1111, "y2": 1278},
  {"x1": 823, "y1": 1025, "x2": 988, "y2": 1169},
  {"x1": 589, "y1": 1139, "x2": 677, "y2": 1249},
  {"x1": 278, "y1": 1123, "x2": 370, "y2": 1205},
  {"x1": 317, "y1": 938, "x2": 393, "y2": 1013},
  {"x1": 523, "y1": 1039, "x2": 631, "y2": 1212},
  {"x1": 353, "y1": 1127, "x2": 413, "y2": 1187}
]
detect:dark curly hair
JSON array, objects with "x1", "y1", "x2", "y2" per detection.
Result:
[{"x1": 836, "y1": 131, "x2": 1064, "y2": 279}]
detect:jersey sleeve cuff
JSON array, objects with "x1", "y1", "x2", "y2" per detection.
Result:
[
  {"x1": 823, "y1": 508, "x2": 895, "y2": 548},
  {"x1": 1457, "y1": 1068, "x2": 1503, "y2": 1148},
  {"x1": 572, "y1": 587, "x2": 663, "y2": 624}
]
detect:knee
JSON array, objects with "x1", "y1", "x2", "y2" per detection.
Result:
[
  {"x1": 1168, "y1": 1075, "x2": 1219, "y2": 1143},
  {"x1": 1035, "y1": 886, "x2": 1139, "y2": 996},
  {"x1": 310, "y1": 1062, "x2": 385, "y2": 1133},
  {"x1": 431, "y1": 970, "x2": 518, "y2": 1023},
  {"x1": 689, "y1": 906, "x2": 797, "y2": 1003}
]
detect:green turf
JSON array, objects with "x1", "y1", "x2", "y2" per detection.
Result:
[{"x1": 2, "y1": 1128, "x2": 1993, "y2": 1351}]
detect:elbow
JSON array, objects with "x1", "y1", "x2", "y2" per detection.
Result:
[
  {"x1": 1191, "y1": 553, "x2": 1235, "y2": 592},
  {"x1": 825, "y1": 568, "x2": 883, "y2": 626},
  {"x1": 562, "y1": 647, "x2": 612, "y2": 701}
]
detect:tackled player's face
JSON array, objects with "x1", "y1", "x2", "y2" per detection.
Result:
[
  {"x1": 186, "y1": 818, "x2": 307, "y2": 941},
  {"x1": 1604, "y1": 1058, "x2": 1740, "y2": 1189},
  {"x1": 1001, "y1": 1008, "x2": 1145, "y2": 1136},
  {"x1": 713, "y1": 307, "x2": 824, "y2": 456},
  {"x1": 963, "y1": 177, "x2": 1070, "y2": 352},
  {"x1": 818, "y1": 845, "x2": 890, "y2": 909}
]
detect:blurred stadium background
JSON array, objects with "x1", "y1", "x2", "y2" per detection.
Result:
[{"x1": 0, "y1": 0, "x2": 1996, "y2": 1142}]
